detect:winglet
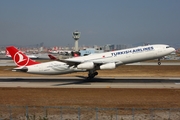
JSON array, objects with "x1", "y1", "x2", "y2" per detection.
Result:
[
  {"x1": 6, "y1": 46, "x2": 40, "y2": 66},
  {"x1": 48, "y1": 54, "x2": 57, "y2": 60}
]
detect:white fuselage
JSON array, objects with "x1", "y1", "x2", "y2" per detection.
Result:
[
  {"x1": 25, "y1": 61, "x2": 86, "y2": 74},
  {"x1": 66, "y1": 44, "x2": 175, "y2": 65},
  {"x1": 25, "y1": 44, "x2": 175, "y2": 74}
]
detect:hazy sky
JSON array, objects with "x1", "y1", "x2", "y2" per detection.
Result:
[{"x1": 0, "y1": 0, "x2": 180, "y2": 47}]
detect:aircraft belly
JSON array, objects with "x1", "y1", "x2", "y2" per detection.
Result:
[
  {"x1": 27, "y1": 66, "x2": 85, "y2": 75},
  {"x1": 28, "y1": 69, "x2": 75, "y2": 75},
  {"x1": 157, "y1": 50, "x2": 172, "y2": 57}
]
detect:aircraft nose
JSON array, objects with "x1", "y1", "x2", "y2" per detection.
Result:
[{"x1": 172, "y1": 47, "x2": 176, "y2": 52}]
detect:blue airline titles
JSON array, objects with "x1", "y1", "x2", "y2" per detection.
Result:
[{"x1": 111, "y1": 46, "x2": 154, "y2": 57}]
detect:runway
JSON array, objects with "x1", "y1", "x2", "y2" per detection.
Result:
[{"x1": 0, "y1": 77, "x2": 180, "y2": 88}]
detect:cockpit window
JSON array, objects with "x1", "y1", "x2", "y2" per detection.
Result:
[{"x1": 166, "y1": 46, "x2": 170, "y2": 48}]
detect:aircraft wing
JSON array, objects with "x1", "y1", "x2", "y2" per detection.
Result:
[
  {"x1": 90, "y1": 58, "x2": 122, "y2": 64},
  {"x1": 60, "y1": 58, "x2": 123, "y2": 66},
  {"x1": 59, "y1": 59, "x2": 83, "y2": 66},
  {"x1": 48, "y1": 54, "x2": 57, "y2": 60}
]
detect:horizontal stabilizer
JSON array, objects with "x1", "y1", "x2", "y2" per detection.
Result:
[{"x1": 12, "y1": 66, "x2": 28, "y2": 72}]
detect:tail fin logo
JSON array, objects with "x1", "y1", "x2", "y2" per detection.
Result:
[{"x1": 14, "y1": 51, "x2": 29, "y2": 66}]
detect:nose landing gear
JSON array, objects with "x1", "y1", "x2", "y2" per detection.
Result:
[{"x1": 158, "y1": 58, "x2": 161, "y2": 65}]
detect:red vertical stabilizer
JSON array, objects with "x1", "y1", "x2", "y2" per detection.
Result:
[{"x1": 6, "y1": 46, "x2": 40, "y2": 67}]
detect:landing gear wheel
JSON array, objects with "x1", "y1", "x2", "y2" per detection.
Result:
[
  {"x1": 86, "y1": 71, "x2": 98, "y2": 80},
  {"x1": 94, "y1": 72, "x2": 98, "y2": 76},
  {"x1": 158, "y1": 58, "x2": 161, "y2": 65}
]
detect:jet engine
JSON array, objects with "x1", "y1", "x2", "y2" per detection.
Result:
[
  {"x1": 100, "y1": 63, "x2": 116, "y2": 69},
  {"x1": 77, "y1": 62, "x2": 94, "y2": 69}
]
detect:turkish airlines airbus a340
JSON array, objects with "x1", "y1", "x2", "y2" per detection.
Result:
[{"x1": 6, "y1": 44, "x2": 175, "y2": 79}]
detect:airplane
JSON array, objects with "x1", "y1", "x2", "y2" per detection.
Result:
[
  {"x1": 6, "y1": 44, "x2": 175, "y2": 79},
  {"x1": 49, "y1": 50, "x2": 59, "y2": 54},
  {"x1": 25, "y1": 54, "x2": 39, "y2": 59},
  {"x1": 48, "y1": 52, "x2": 80, "y2": 60},
  {"x1": 0, "y1": 50, "x2": 5, "y2": 54}
]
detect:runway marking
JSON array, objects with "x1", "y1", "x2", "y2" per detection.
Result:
[{"x1": 169, "y1": 78, "x2": 180, "y2": 80}]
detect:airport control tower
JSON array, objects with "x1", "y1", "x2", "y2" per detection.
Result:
[{"x1": 72, "y1": 30, "x2": 81, "y2": 52}]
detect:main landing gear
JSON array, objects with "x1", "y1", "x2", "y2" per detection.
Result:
[
  {"x1": 87, "y1": 69, "x2": 98, "y2": 80},
  {"x1": 158, "y1": 58, "x2": 161, "y2": 65}
]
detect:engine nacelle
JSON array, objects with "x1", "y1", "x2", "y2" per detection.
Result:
[
  {"x1": 77, "y1": 62, "x2": 94, "y2": 69},
  {"x1": 100, "y1": 63, "x2": 116, "y2": 69}
]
